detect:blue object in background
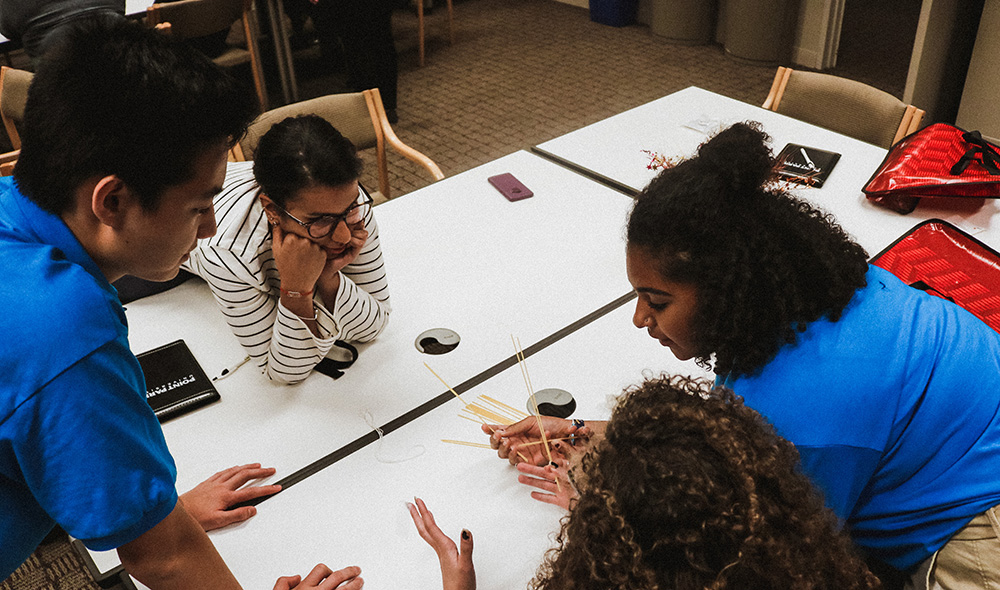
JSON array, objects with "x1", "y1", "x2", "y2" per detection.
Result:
[{"x1": 589, "y1": 0, "x2": 638, "y2": 27}]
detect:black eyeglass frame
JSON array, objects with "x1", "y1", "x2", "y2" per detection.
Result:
[{"x1": 274, "y1": 193, "x2": 374, "y2": 239}]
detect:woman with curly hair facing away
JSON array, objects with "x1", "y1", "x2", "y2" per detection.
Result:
[
  {"x1": 487, "y1": 123, "x2": 1000, "y2": 589},
  {"x1": 409, "y1": 376, "x2": 880, "y2": 590}
]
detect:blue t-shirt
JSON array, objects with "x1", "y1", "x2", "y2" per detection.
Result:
[
  {"x1": 719, "y1": 265, "x2": 1000, "y2": 572},
  {"x1": 0, "y1": 177, "x2": 177, "y2": 577}
]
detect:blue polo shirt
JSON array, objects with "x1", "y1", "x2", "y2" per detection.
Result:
[
  {"x1": 720, "y1": 265, "x2": 1000, "y2": 572},
  {"x1": 0, "y1": 177, "x2": 177, "y2": 577}
]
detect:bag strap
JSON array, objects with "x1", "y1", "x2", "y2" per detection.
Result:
[
  {"x1": 950, "y1": 130, "x2": 1000, "y2": 175},
  {"x1": 314, "y1": 340, "x2": 359, "y2": 380}
]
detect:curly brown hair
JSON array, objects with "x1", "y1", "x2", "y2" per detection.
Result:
[
  {"x1": 530, "y1": 375, "x2": 880, "y2": 590},
  {"x1": 626, "y1": 122, "x2": 869, "y2": 378}
]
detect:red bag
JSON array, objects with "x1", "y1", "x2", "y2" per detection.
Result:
[
  {"x1": 870, "y1": 219, "x2": 1000, "y2": 333},
  {"x1": 862, "y1": 123, "x2": 1000, "y2": 214}
]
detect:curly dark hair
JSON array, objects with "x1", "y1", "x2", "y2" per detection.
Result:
[
  {"x1": 531, "y1": 375, "x2": 880, "y2": 590},
  {"x1": 627, "y1": 122, "x2": 869, "y2": 377}
]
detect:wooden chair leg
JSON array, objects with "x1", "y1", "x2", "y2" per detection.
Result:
[
  {"x1": 417, "y1": 0, "x2": 425, "y2": 67},
  {"x1": 447, "y1": 0, "x2": 454, "y2": 45}
]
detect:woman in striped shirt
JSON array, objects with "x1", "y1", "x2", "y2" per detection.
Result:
[{"x1": 184, "y1": 115, "x2": 390, "y2": 383}]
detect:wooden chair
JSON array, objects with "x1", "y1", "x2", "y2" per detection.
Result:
[
  {"x1": 146, "y1": 0, "x2": 268, "y2": 111},
  {"x1": 231, "y1": 88, "x2": 443, "y2": 203},
  {"x1": 414, "y1": 0, "x2": 455, "y2": 67},
  {"x1": 0, "y1": 149, "x2": 18, "y2": 176},
  {"x1": 763, "y1": 66, "x2": 924, "y2": 148},
  {"x1": 0, "y1": 66, "x2": 33, "y2": 151}
]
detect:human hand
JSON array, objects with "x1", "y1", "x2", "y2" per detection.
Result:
[
  {"x1": 179, "y1": 463, "x2": 281, "y2": 531},
  {"x1": 271, "y1": 224, "x2": 327, "y2": 292},
  {"x1": 517, "y1": 459, "x2": 577, "y2": 510},
  {"x1": 320, "y1": 222, "x2": 368, "y2": 280},
  {"x1": 482, "y1": 416, "x2": 592, "y2": 466},
  {"x1": 272, "y1": 565, "x2": 363, "y2": 590},
  {"x1": 407, "y1": 498, "x2": 475, "y2": 590}
]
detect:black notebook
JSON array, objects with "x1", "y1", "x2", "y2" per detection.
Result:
[
  {"x1": 774, "y1": 143, "x2": 842, "y2": 188},
  {"x1": 136, "y1": 340, "x2": 220, "y2": 422}
]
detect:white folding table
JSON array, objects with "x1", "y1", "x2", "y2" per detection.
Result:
[{"x1": 533, "y1": 86, "x2": 1000, "y2": 254}]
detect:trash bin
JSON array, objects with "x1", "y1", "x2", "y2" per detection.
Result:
[
  {"x1": 723, "y1": 0, "x2": 798, "y2": 64},
  {"x1": 651, "y1": 0, "x2": 717, "y2": 45},
  {"x1": 590, "y1": 0, "x2": 639, "y2": 27}
]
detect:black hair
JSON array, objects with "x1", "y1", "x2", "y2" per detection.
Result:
[
  {"x1": 252, "y1": 115, "x2": 364, "y2": 207},
  {"x1": 627, "y1": 122, "x2": 869, "y2": 378},
  {"x1": 13, "y1": 15, "x2": 258, "y2": 214}
]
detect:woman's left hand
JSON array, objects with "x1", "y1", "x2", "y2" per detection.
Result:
[
  {"x1": 517, "y1": 459, "x2": 577, "y2": 510},
  {"x1": 324, "y1": 222, "x2": 369, "y2": 276},
  {"x1": 407, "y1": 498, "x2": 475, "y2": 590},
  {"x1": 316, "y1": 223, "x2": 368, "y2": 298}
]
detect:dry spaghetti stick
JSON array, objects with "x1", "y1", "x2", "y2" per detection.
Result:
[
  {"x1": 516, "y1": 337, "x2": 535, "y2": 396},
  {"x1": 458, "y1": 413, "x2": 487, "y2": 425},
  {"x1": 474, "y1": 399, "x2": 522, "y2": 421},
  {"x1": 425, "y1": 362, "x2": 469, "y2": 407},
  {"x1": 463, "y1": 406, "x2": 516, "y2": 425},
  {"x1": 518, "y1": 436, "x2": 575, "y2": 447},
  {"x1": 512, "y1": 336, "x2": 560, "y2": 490},
  {"x1": 441, "y1": 439, "x2": 493, "y2": 449},
  {"x1": 466, "y1": 402, "x2": 518, "y2": 423},
  {"x1": 512, "y1": 335, "x2": 533, "y2": 401},
  {"x1": 479, "y1": 395, "x2": 528, "y2": 419}
]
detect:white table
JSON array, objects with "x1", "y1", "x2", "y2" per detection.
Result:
[
  {"x1": 200, "y1": 303, "x2": 711, "y2": 590},
  {"x1": 122, "y1": 151, "x2": 636, "y2": 495},
  {"x1": 533, "y1": 87, "x2": 1000, "y2": 254}
]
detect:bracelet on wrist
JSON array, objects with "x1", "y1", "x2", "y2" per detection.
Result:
[
  {"x1": 280, "y1": 287, "x2": 314, "y2": 298},
  {"x1": 295, "y1": 307, "x2": 318, "y2": 321}
]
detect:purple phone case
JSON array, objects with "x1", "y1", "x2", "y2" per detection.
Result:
[{"x1": 488, "y1": 173, "x2": 533, "y2": 201}]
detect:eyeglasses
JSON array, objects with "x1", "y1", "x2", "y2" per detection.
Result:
[{"x1": 274, "y1": 192, "x2": 373, "y2": 239}]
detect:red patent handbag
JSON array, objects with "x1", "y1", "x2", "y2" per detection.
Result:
[
  {"x1": 870, "y1": 219, "x2": 1000, "y2": 333},
  {"x1": 862, "y1": 123, "x2": 1000, "y2": 214}
]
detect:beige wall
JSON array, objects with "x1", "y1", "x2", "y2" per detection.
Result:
[
  {"x1": 956, "y1": 0, "x2": 1000, "y2": 142},
  {"x1": 904, "y1": 0, "x2": 983, "y2": 124}
]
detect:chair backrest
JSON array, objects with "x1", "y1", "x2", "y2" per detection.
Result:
[
  {"x1": 146, "y1": 0, "x2": 267, "y2": 110},
  {"x1": 236, "y1": 92, "x2": 381, "y2": 160},
  {"x1": 0, "y1": 149, "x2": 18, "y2": 176},
  {"x1": 0, "y1": 66, "x2": 34, "y2": 151},
  {"x1": 145, "y1": 0, "x2": 245, "y2": 39},
  {"x1": 234, "y1": 90, "x2": 385, "y2": 194},
  {"x1": 233, "y1": 89, "x2": 444, "y2": 200},
  {"x1": 762, "y1": 67, "x2": 924, "y2": 148}
]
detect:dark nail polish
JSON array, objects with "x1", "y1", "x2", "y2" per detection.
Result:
[
  {"x1": 549, "y1": 461, "x2": 558, "y2": 467},
  {"x1": 461, "y1": 529, "x2": 471, "y2": 540}
]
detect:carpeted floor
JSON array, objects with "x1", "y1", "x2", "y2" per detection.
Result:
[{"x1": 1, "y1": 0, "x2": 911, "y2": 588}]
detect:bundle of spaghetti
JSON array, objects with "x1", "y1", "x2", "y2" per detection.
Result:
[{"x1": 459, "y1": 394, "x2": 529, "y2": 426}]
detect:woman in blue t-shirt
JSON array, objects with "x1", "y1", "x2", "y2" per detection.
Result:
[{"x1": 488, "y1": 122, "x2": 1000, "y2": 589}]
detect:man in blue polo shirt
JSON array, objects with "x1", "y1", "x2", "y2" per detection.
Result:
[{"x1": 0, "y1": 16, "x2": 362, "y2": 590}]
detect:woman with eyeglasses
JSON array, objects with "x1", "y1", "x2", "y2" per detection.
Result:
[{"x1": 183, "y1": 115, "x2": 390, "y2": 384}]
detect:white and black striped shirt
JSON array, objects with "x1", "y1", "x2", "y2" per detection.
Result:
[{"x1": 183, "y1": 162, "x2": 391, "y2": 384}]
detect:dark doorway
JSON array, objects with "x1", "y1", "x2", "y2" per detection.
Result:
[{"x1": 830, "y1": 0, "x2": 922, "y2": 99}]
